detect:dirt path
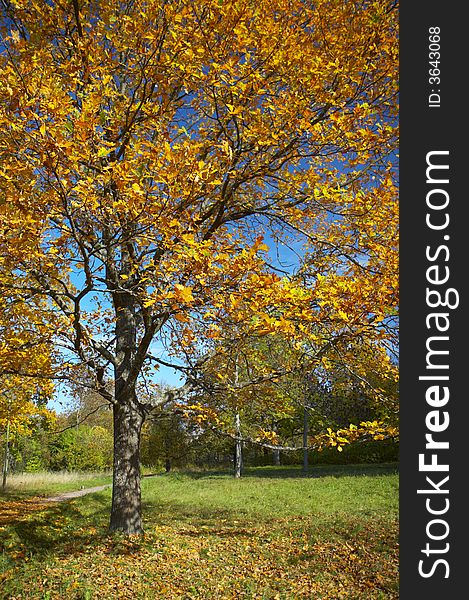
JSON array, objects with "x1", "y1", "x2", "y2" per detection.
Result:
[
  {"x1": 0, "y1": 485, "x2": 112, "y2": 524},
  {"x1": 1, "y1": 474, "x2": 163, "y2": 522},
  {"x1": 42, "y1": 484, "x2": 112, "y2": 503},
  {"x1": 43, "y1": 472, "x2": 162, "y2": 502}
]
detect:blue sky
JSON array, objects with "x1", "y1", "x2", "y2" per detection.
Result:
[{"x1": 49, "y1": 226, "x2": 304, "y2": 412}]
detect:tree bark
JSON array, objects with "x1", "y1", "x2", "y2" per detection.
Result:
[
  {"x1": 272, "y1": 421, "x2": 281, "y2": 466},
  {"x1": 233, "y1": 357, "x2": 243, "y2": 479},
  {"x1": 2, "y1": 415, "x2": 10, "y2": 490},
  {"x1": 302, "y1": 405, "x2": 309, "y2": 474},
  {"x1": 234, "y1": 411, "x2": 242, "y2": 478},
  {"x1": 273, "y1": 447, "x2": 281, "y2": 466},
  {"x1": 109, "y1": 399, "x2": 144, "y2": 534},
  {"x1": 109, "y1": 248, "x2": 146, "y2": 534}
]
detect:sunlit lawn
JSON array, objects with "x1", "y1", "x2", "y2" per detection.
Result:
[
  {"x1": 0, "y1": 464, "x2": 398, "y2": 599},
  {"x1": 0, "y1": 471, "x2": 113, "y2": 501}
]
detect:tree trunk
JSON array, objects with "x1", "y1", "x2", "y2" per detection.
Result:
[
  {"x1": 234, "y1": 411, "x2": 242, "y2": 478},
  {"x1": 272, "y1": 421, "x2": 280, "y2": 466},
  {"x1": 109, "y1": 400, "x2": 144, "y2": 534},
  {"x1": 273, "y1": 447, "x2": 281, "y2": 466},
  {"x1": 2, "y1": 416, "x2": 10, "y2": 490},
  {"x1": 109, "y1": 257, "x2": 146, "y2": 534},
  {"x1": 233, "y1": 358, "x2": 242, "y2": 479},
  {"x1": 302, "y1": 405, "x2": 309, "y2": 474}
]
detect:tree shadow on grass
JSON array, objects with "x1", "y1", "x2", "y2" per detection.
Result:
[
  {"x1": 142, "y1": 499, "x2": 258, "y2": 534},
  {"x1": 0, "y1": 492, "x2": 111, "y2": 560},
  {"x1": 298, "y1": 462, "x2": 398, "y2": 479},
  {"x1": 1, "y1": 463, "x2": 398, "y2": 566},
  {"x1": 178, "y1": 463, "x2": 398, "y2": 480},
  {"x1": 1, "y1": 491, "x2": 259, "y2": 566},
  {"x1": 0, "y1": 489, "x2": 51, "y2": 503}
]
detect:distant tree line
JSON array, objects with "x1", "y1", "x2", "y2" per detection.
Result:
[{"x1": 2, "y1": 363, "x2": 398, "y2": 475}]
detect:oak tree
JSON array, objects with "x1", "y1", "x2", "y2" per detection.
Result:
[{"x1": 0, "y1": 0, "x2": 398, "y2": 532}]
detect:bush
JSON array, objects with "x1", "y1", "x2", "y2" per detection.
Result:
[
  {"x1": 9, "y1": 434, "x2": 50, "y2": 473},
  {"x1": 312, "y1": 439, "x2": 399, "y2": 465},
  {"x1": 252, "y1": 439, "x2": 398, "y2": 467},
  {"x1": 48, "y1": 425, "x2": 113, "y2": 471}
]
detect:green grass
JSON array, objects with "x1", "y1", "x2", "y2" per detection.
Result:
[
  {"x1": 0, "y1": 471, "x2": 113, "y2": 501},
  {"x1": 142, "y1": 464, "x2": 397, "y2": 519},
  {"x1": 0, "y1": 464, "x2": 398, "y2": 599}
]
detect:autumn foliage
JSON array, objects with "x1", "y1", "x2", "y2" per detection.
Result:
[{"x1": 0, "y1": 0, "x2": 398, "y2": 532}]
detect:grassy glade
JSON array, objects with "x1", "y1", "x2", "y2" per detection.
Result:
[
  {"x1": 0, "y1": 471, "x2": 113, "y2": 500},
  {"x1": 0, "y1": 464, "x2": 398, "y2": 599}
]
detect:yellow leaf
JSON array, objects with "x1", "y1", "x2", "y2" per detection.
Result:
[
  {"x1": 97, "y1": 147, "x2": 111, "y2": 158},
  {"x1": 174, "y1": 284, "x2": 194, "y2": 303},
  {"x1": 174, "y1": 312, "x2": 190, "y2": 323}
]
